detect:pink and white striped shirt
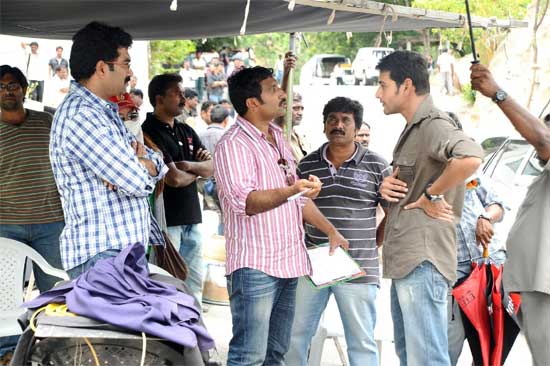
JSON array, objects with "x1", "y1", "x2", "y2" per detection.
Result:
[{"x1": 214, "y1": 116, "x2": 311, "y2": 278}]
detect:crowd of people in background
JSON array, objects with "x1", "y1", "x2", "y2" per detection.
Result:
[{"x1": 1, "y1": 20, "x2": 549, "y2": 366}]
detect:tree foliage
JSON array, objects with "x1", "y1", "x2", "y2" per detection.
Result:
[
  {"x1": 412, "y1": 0, "x2": 531, "y2": 63},
  {"x1": 149, "y1": 0, "x2": 533, "y2": 78}
]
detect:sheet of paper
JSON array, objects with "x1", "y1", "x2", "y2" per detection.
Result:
[{"x1": 307, "y1": 245, "x2": 363, "y2": 287}]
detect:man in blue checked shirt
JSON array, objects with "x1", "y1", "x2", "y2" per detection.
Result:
[
  {"x1": 50, "y1": 22, "x2": 168, "y2": 279},
  {"x1": 445, "y1": 113, "x2": 506, "y2": 365}
]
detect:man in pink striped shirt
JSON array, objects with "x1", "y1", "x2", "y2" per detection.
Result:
[{"x1": 214, "y1": 66, "x2": 348, "y2": 366}]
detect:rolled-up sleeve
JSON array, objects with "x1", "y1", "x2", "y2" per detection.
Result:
[
  {"x1": 424, "y1": 118, "x2": 484, "y2": 163},
  {"x1": 214, "y1": 139, "x2": 257, "y2": 216}
]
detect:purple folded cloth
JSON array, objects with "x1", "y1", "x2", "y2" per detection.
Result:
[{"x1": 24, "y1": 243, "x2": 215, "y2": 351}]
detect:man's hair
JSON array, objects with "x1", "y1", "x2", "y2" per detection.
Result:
[
  {"x1": 148, "y1": 73, "x2": 182, "y2": 107},
  {"x1": 129, "y1": 88, "x2": 143, "y2": 99},
  {"x1": 228, "y1": 66, "x2": 274, "y2": 116},
  {"x1": 322, "y1": 97, "x2": 363, "y2": 129},
  {"x1": 30, "y1": 41, "x2": 38, "y2": 47},
  {"x1": 0, "y1": 65, "x2": 28, "y2": 89},
  {"x1": 210, "y1": 104, "x2": 230, "y2": 123},
  {"x1": 376, "y1": 50, "x2": 430, "y2": 95},
  {"x1": 56, "y1": 46, "x2": 63, "y2": 51},
  {"x1": 201, "y1": 101, "x2": 216, "y2": 113},
  {"x1": 219, "y1": 99, "x2": 231, "y2": 105},
  {"x1": 293, "y1": 92, "x2": 302, "y2": 103},
  {"x1": 184, "y1": 88, "x2": 198, "y2": 100},
  {"x1": 446, "y1": 111, "x2": 463, "y2": 130},
  {"x1": 55, "y1": 65, "x2": 68, "y2": 73},
  {"x1": 70, "y1": 21, "x2": 133, "y2": 82},
  {"x1": 361, "y1": 121, "x2": 371, "y2": 130}
]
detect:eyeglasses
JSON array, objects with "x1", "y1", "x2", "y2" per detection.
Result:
[
  {"x1": 0, "y1": 83, "x2": 22, "y2": 92},
  {"x1": 278, "y1": 157, "x2": 296, "y2": 186},
  {"x1": 127, "y1": 111, "x2": 139, "y2": 121},
  {"x1": 106, "y1": 61, "x2": 131, "y2": 69}
]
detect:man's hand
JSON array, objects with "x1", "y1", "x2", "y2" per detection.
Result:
[
  {"x1": 404, "y1": 194, "x2": 454, "y2": 223},
  {"x1": 470, "y1": 64, "x2": 500, "y2": 99},
  {"x1": 476, "y1": 217, "x2": 494, "y2": 248},
  {"x1": 284, "y1": 52, "x2": 297, "y2": 72},
  {"x1": 380, "y1": 167, "x2": 408, "y2": 202},
  {"x1": 132, "y1": 141, "x2": 147, "y2": 158},
  {"x1": 327, "y1": 228, "x2": 349, "y2": 255},
  {"x1": 196, "y1": 148, "x2": 212, "y2": 161},
  {"x1": 292, "y1": 175, "x2": 322, "y2": 199}
]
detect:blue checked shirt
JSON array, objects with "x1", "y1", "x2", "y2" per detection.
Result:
[
  {"x1": 456, "y1": 174, "x2": 506, "y2": 279},
  {"x1": 50, "y1": 81, "x2": 168, "y2": 270}
]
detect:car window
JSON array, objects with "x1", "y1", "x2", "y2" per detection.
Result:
[
  {"x1": 522, "y1": 151, "x2": 544, "y2": 177},
  {"x1": 490, "y1": 140, "x2": 532, "y2": 185}
]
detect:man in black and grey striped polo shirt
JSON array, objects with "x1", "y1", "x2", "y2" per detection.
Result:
[{"x1": 285, "y1": 97, "x2": 391, "y2": 366}]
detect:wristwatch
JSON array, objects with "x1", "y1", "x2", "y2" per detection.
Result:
[
  {"x1": 492, "y1": 89, "x2": 508, "y2": 104},
  {"x1": 424, "y1": 185, "x2": 444, "y2": 202},
  {"x1": 478, "y1": 212, "x2": 493, "y2": 224}
]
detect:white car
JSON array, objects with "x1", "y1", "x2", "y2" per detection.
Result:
[
  {"x1": 299, "y1": 54, "x2": 351, "y2": 86},
  {"x1": 352, "y1": 47, "x2": 393, "y2": 85},
  {"x1": 482, "y1": 137, "x2": 543, "y2": 241}
]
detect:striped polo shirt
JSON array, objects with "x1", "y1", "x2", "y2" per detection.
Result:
[
  {"x1": 297, "y1": 142, "x2": 391, "y2": 284},
  {"x1": 0, "y1": 109, "x2": 64, "y2": 224}
]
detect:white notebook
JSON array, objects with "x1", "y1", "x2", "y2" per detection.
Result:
[{"x1": 306, "y1": 244, "x2": 365, "y2": 288}]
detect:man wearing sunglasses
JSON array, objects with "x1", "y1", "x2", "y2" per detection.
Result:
[
  {"x1": 109, "y1": 92, "x2": 143, "y2": 143},
  {"x1": 50, "y1": 22, "x2": 168, "y2": 278},
  {"x1": 214, "y1": 66, "x2": 349, "y2": 366},
  {"x1": 0, "y1": 65, "x2": 64, "y2": 293}
]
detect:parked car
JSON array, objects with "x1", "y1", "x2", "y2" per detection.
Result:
[
  {"x1": 299, "y1": 54, "x2": 351, "y2": 86},
  {"x1": 481, "y1": 136, "x2": 543, "y2": 241},
  {"x1": 329, "y1": 62, "x2": 355, "y2": 86},
  {"x1": 352, "y1": 47, "x2": 393, "y2": 85}
]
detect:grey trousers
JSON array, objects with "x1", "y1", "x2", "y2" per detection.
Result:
[{"x1": 518, "y1": 291, "x2": 550, "y2": 366}]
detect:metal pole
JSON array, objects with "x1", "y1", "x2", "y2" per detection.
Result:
[
  {"x1": 465, "y1": 0, "x2": 479, "y2": 64},
  {"x1": 285, "y1": 32, "x2": 297, "y2": 143}
]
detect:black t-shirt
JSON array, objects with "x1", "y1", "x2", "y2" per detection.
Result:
[{"x1": 142, "y1": 113, "x2": 205, "y2": 226}]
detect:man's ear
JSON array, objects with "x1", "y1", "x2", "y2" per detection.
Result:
[
  {"x1": 402, "y1": 78, "x2": 415, "y2": 95},
  {"x1": 245, "y1": 97, "x2": 260, "y2": 112},
  {"x1": 95, "y1": 60, "x2": 109, "y2": 79}
]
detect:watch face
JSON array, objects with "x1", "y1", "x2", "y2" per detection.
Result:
[{"x1": 496, "y1": 90, "x2": 507, "y2": 102}]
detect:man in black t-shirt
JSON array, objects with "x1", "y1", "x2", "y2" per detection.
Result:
[{"x1": 142, "y1": 73, "x2": 213, "y2": 302}]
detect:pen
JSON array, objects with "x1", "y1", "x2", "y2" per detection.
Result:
[{"x1": 287, "y1": 188, "x2": 311, "y2": 201}]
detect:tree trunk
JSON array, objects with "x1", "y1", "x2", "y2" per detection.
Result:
[{"x1": 527, "y1": 0, "x2": 549, "y2": 109}]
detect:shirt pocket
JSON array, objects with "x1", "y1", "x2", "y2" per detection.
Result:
[{"x1": 395, "y1": 154, "x2": 416, "y2": 187}]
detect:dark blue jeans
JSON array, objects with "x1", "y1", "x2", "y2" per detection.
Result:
[
  {"x1": 0, "y1": 221, "x2": 64, "y2": 292},
  {"x1": 227, "y1": 268, "x2": 297, "y2": 366}
]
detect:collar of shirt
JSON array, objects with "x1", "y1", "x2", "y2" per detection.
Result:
[
  {"x1": 320, "y1": 142, "x2": 364, "y2": 176},
  {"x1": 207, "y1": 123, "x2": 225, "y2": 130},
  {"x1": 236, "y1": 115, "x2": 284, "y2": 142},
  {"x1": 319, "y1": 142, "x2": 364, "y2": 164},
  {"x1": 410, "y1": 95, "x2": 435, "y2": 127},
  {"x1": 69, "y1": 81, "x2": 120, "y2": 115}
]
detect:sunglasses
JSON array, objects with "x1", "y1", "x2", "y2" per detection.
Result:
[
  {"x1": 277, "y1": 157, "x2": 296, "y2": 186},
  {"x1": 127, "y1": 111, "x2": 140, "y2": 121},
  {"x1": 0, "y1": 83, "x2": 22, "y2": 92}
]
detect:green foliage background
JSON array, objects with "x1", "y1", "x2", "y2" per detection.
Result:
[{"x1": 149, "y1": 0, "x2": 531, "y2": 79}]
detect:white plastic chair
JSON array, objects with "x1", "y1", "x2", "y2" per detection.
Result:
[
  {"x1": 0, "y1": 237, "x2": 69, "y2": 338},
  {"x1": 309, "y1": 297, "x2": 348, "y2": 366}
]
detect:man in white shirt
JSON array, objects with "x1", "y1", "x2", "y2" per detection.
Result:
[
  {"x1": 436, "y1": 48, "x2": 455, "y2": 96},
  {"x1": 47, "y1": 66, "x2": 70, "y2": 108},
  {"x1": 21, "y1": 41, "x2": 48, "y2": 102}
]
